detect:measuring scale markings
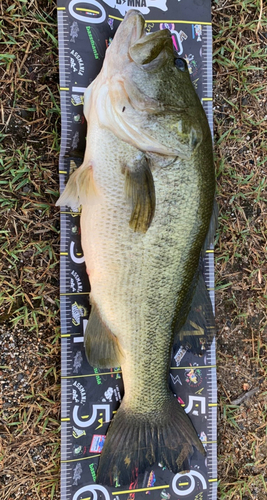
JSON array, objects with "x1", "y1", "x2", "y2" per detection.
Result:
[{"x1": 57, "y1": 1, "x2": 216, "y2": 499}]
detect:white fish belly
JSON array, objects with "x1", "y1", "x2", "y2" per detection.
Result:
[{"x1": 81, "y1": 130, "x2": 202, "y2": 408}]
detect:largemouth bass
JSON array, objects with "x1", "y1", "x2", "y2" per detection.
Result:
[{"x1": 57, "y1": 9, "x2": 215, "y2": 486}]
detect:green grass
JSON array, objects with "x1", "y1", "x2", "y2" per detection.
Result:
[
  {"x1": 0, "y1": 1, "x2": 61, "y2": 498},
  {"x1": 213, "y1": 0, "x2": 267, "y2": 498}
]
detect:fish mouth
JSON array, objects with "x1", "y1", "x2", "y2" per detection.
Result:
[{"x1": 123, "y1": 9, "x2": 173, "y2": 68}]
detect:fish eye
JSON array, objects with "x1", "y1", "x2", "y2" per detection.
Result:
[{"x1": 174, "y1": 58, "x2": 187, "y2": 71}]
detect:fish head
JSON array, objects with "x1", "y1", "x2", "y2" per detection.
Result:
[
  {"x1": 106, "y1": 9, "x2": 172, "y2": 69},
  {"x1": 103, "y1": 9, "x2": 196, "y2": 112},
  {"x1": 91, "y1": 9, "x2": 207, "y2": 158}
]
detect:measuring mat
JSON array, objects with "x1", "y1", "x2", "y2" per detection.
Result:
[{"x1": 57, "y1": 1, "x2": 217, "y2": 499}]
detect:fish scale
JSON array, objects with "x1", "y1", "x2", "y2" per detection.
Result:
[{"x1": 83, "y1": 153, "x2": 200, "y2": 343}]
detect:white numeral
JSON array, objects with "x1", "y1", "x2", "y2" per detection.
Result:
[
  {"x1": 185, "y1": 395, "x2": 206, "y2": 415},
  {"x1": 68, "y1": 0, "x2": 106, "y2": 24},
  {"x1": 73, "y1": 319, "x2": 87, "y2": 343},
  {"x1": 73, "y1": 484, "x2": 110, "y2": 500},
  {"x1": 70, "y1": 241, "x2": 85, "y2": 264},
  {"x1": 172, "y1": 470, "x2": 207, "y2": 496},
  {"x1": 73, "y1": 404, "x2": 110, "y2": 428}
]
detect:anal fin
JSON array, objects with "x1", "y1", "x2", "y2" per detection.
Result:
[{"x1": 85, "y1": 300, "x2": 122, "y2": 369}]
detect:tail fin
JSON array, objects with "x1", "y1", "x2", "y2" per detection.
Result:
[{"x1": 96, "y1": 393, "x2": 204, "y2": 486}]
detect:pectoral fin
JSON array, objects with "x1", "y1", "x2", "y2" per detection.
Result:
[
  {"x1": 85, "y1": 300, "x2": 123, "y2": 369},
  {"x1": 56, "y1": 162, "x2": 94, "y2": 210},
  {"x1": 124, "y1": 155, "x2": 155, "y2": 233}
]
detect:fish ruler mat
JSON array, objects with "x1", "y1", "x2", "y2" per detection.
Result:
[{"x1": 57, "y1": 1, "x2": 217, "y2": 499}]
